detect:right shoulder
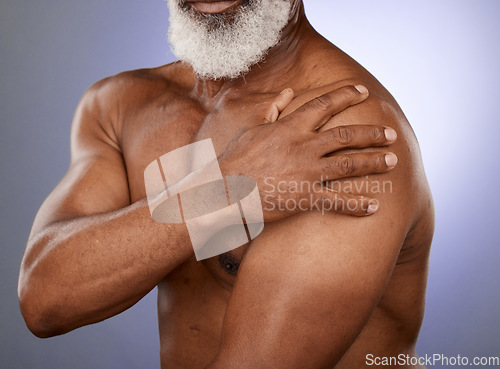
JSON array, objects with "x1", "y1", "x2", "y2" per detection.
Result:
[
  {"x1": 79, "y1": 61, "x2": 194, "y2": 115},
  {"x1": 71, "y1": 62, "x2": 194, "y2": 151}
]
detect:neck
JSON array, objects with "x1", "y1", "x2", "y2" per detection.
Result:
[{"x1": 191, "y1": 2, "x2": 319, "y2": 100}]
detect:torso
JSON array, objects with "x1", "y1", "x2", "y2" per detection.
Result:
[{"x1": 116, "y1": 49, "x2": 432, "y2": 368}]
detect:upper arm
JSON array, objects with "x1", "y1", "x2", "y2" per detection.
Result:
[
  {"x1": 213, "y1": 213, "x2": 407, "y2": 368},
  {"x1": 29, "y1": 77, "x2": 131, "y2": 237},
  {"x1": 209, "y1": 96, "x2": 425, "y2": 368}
]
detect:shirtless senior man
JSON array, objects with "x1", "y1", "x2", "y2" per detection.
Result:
[{"x1": 19, "y1": 0, "x2": 434, "y2": 368}]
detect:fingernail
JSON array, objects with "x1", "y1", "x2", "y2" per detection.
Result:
[
  {"x1": 367, "y1": 200, "x2": 379, "y2": 213},
  {"x1": 280, "y1": 88, "x2": 292, "y2": 95},
  {"x1": 385, "y1": 153, "x2": 398, "y2": 167},
  {"x1": 354, "y1": 85, "x2": 368, "y2": 95},
  {"x1": 384, "y1": 127, "x2": 397, "y2": 141}
]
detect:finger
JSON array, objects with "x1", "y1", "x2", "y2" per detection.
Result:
[
  {"x1": 319, "y1": 152, "x2": 398, "y2": 180},
  {"x1": 283, "y1": 85, "x2": 369, "y2": 131},
  {"x1": 243, "y1": 88, "x2": 295, "y2": 127},
  {"x1": 263, "y1": 88, "x2": 295, "y2": 123},
  {"x1": 313, "y1": 125, "x2": 397, "y2": 155},
  {"x1": 309, "y1": 190, "x2": 379, "y2": 217}
]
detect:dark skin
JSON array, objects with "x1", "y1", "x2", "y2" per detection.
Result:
[{"x1": 19, "y1": 1, "x2": 434, "y2": 368}]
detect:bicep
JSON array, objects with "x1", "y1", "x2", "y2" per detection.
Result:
[
  {"x1": 30, "y1": 86, "x2": 130, "y2": 237},
  {"x1": 211, "y1": 193, "x2": 409, "y2": 369}
]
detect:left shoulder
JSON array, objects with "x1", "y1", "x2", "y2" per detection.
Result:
[{"x1": 283, "y1": 76, "x2": 431, "y2": 228}]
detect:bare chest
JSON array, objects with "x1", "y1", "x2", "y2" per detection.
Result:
[{"x1": 121, "y1": 92, "x2": 270, "y2": 282}]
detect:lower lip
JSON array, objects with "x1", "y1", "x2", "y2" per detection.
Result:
[{"x1": 188, "y1": 1, "x2": 240, "y2": 14}]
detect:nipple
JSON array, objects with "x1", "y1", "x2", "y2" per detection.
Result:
[{"x1": 219, "y1": 254, "x2": 240, "y2": 276}]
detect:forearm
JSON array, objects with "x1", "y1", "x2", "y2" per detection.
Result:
[{"x1": 19, "y1": 197, "x2": 192, "y2": 337}]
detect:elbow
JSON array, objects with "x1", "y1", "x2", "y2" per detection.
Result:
[
  {"x1": 18, "y1": 292, "x2": 67, "y2": 338},
  {"x1": 18, "y1": 277, "x2": 68, "y2": 338},
  {"x1": 23, "y1": 318, "x2": 59, "y2": 339},
  {"x1": 19, "y1": 236, "x2": 71, "y2": 338}
]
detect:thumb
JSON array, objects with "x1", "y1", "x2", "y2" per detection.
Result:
[{"x1": 264, "y1": 88, "x2": 294, "y2": 123}]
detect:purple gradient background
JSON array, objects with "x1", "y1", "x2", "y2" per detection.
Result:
[{"x1": 1, "y1": 1, "x2": 499, "y2": 368}]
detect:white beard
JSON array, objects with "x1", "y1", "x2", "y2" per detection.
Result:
[{"x1": 166, "y1": 0, "x2": 292, "y2": 80}]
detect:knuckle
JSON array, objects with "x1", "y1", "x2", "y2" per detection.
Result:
[
  {"x1": 370, "y1": 126, "x2": 385, "y2": 142},
  {"x1": 333, "y1": 155, "x2": 355, "y2": 176},
  {"x1": 311, "y1": 94, "x2": 332, "y2": 112},
  {"x1": 333, "y1": 126, "x2": 353, "y2": 145},
  {"x1": 339, "y1": 155, "x2": 355, "y2": 175}
]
